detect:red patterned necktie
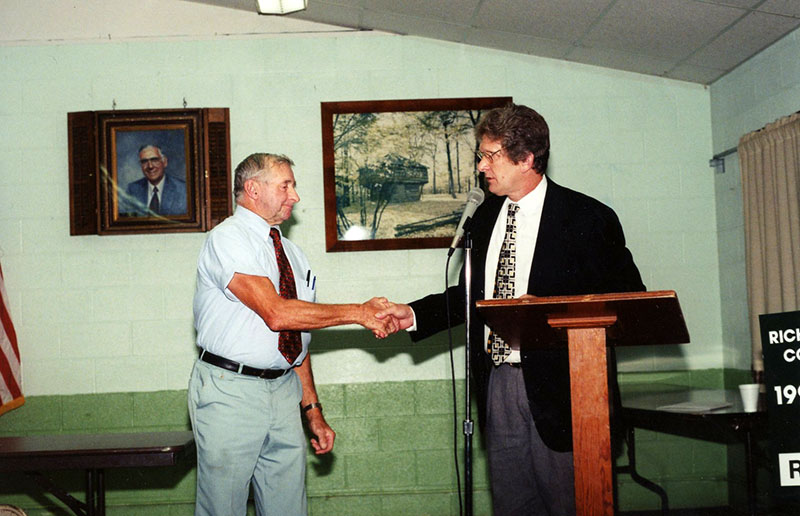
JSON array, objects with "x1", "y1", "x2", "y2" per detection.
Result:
[{"x1": 269, "y1": 228, "x2": 302, "y2": 364}]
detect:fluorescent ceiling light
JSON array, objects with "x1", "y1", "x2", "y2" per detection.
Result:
[{"x1": 257, "y1": 0, "x2": 307, "y2": 14}]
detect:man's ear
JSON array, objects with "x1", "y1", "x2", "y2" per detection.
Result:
[
  {"x1": 523, "y1": 152, "x2": 535, "y2": 172},
  {"x1": 244, "y1": 179, "x2": 257, "y2": 198}
]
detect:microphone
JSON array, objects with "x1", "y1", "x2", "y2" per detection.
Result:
[{"x1": 448, "y1": 188, "x2": 485, "y2": 256}]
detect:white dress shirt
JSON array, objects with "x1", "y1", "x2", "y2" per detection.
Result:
[{"x1": 483, "y1": 176, "x2": 548, "y2": 362}]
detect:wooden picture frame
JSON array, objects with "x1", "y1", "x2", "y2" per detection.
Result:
[
  {"x1": 68, "y1": 108, "x2": 232, "y2": 235},
  {"x1": 321, "y1": 97, "x2": 511, "y2": 252}
]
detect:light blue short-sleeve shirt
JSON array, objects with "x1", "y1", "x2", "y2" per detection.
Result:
[{"x1": 193, "y1": 206, "x2": 315, "y2": 369}]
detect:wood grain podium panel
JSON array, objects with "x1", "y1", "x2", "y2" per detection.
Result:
[
  {"x1": 476, "y1": 290, "x2": 689, "y2": 350},
  {"x1": 476, "y1": 290, "x2": 690, "y2": 516}
]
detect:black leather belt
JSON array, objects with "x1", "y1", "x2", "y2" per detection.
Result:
[{"x1": 200, "y1": 350, "x2": 289, "y2": 379}]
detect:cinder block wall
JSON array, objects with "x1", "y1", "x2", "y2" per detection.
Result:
[
  {"x1": 1, "y1": 28, "x2": 723, "y2": 403},
  {"x1": 1, "y1": 370, "x2": 751, "y2": 515}
]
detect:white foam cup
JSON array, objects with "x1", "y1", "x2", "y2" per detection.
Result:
[{"x1": 739, "y1": 383, "x2": 759, "y2": 412}]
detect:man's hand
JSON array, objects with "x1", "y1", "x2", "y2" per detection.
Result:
[
  {"x1": 305, "y1": 409, "x2": 335, "y2": 455},
  {"x1": 359, "y1": 297, "x2": 399, "y2": 338},
  {"x1": 375, "y1": 303, "x2": 414, "y2": 332}
]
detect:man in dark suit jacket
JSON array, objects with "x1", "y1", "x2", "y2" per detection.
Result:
[
  {"x1": 378, "y1": 104, "x2": 645, "y2": 515},
  {"x1": 122, "y1": 144, "x2": 187, "y2": 216}
]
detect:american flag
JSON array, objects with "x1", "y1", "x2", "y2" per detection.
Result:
[{"x1": 0, "y1": 261, "x2": 23, "y2": 416}]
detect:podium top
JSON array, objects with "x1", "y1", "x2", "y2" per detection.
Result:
[{"x1": 476, "y1": 290, "x2": 689, "y2": 348}]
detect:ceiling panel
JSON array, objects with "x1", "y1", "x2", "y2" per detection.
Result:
[
  {"x1": 687, "y1": 10, "x2": 800, "y2": 69},
  {"x1": 365, "y1": 0, "x2": 480, "y2": 25},
  {"x1": 760, "y1": 0, "x2": 800, "y2": 17},
  {"x1": 566, "y1": 45, "x2": 677, "y2": 78},
  {"x1": 475, "y1": 0, "x2": 613, "y2": 42},
  {"x1": 360, "y1": 9, "x2": 468, "y2": 42},
  {"x1": 184, "y1": 0, "x2": 800, "y2": 84},
  {"x1": 463, "y1": 28, "x2": 573, "y2": 60},
  {"x1": 667, "y1": 62, "x2": 727, "y2": 84},
  {"x1": 307, "y1": 0, "x2": 364, "y2": 8},
  {"x1": 293, "y1": 1, "x2": 366, "y2": 29},
  {"x1": 581, "y1": 0, "x2": 745, "y2": 61},
  {"x1": 703, "y1": 0, "x2": 766, "y2": 7}
]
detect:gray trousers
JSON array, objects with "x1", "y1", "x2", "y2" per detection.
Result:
[
  {"x1": 486, "y1": 364, "x2": 576, "y2": 516},
  {"x1": 188, "y1": 359, "x2": 307, "y2": 516}
]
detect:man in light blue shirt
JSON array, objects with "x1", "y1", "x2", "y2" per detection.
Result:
[{"x1": 189, "y1": 153, "x2": 396, "y2": 516}]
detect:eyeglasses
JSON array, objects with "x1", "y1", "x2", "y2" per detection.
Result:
[
  {"x1": 475, "y1": 148, "x2": 503, "y2": 163},
  {"x1": 139, "y1": 157, "x2": 163, "y2": 166}
]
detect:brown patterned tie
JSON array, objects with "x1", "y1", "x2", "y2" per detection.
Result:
[
  {"x1": 488, "y1": 203, "x2": 519, "y2": 365},
  {"x1": 269, "y1": 228, "x2": 302, "y2": 364}
]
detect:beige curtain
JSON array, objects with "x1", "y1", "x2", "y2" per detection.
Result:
[{"x1": 739, "y1": 112, "x2": 800, "y2": 372}]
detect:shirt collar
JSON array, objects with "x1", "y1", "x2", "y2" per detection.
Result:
[
  {"x1": 148, "y1": 176, "x2": 165, "y2": 194},
  {"x1": 504, "y1": 174, "x2": 547, "y2": 213},
  {"x1": 235, "y1": 205, "x2": 275, "y2": 236}
]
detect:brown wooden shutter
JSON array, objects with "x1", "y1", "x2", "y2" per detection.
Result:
[
  {"x1": 203, "y1": 108, "x2": 232, "y2": 229},
  {"x1": 68, "y1": 111, "x2": 98, "y2": 235}
]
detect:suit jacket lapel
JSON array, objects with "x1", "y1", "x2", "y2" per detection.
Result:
[
  {"x1": 470, "y1": 195, "x2": 505, "y2": 302},
  {"x1": 529, "y1": 179, "x2": 568, "y2": 295},
  {"x1": 163, "y1": 176, "x2": 174, "y2": 208}
]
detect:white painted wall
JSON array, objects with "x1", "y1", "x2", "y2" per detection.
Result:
[{"x1": 0, "y1": 0, "x2": 720, "y2": 395}]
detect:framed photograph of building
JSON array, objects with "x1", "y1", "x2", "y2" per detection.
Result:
[{"x1": 321, "y1": 96, "x2": 511, "y2": 252}]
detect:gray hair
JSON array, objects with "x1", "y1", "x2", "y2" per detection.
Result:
[
  {"x1": 233, "y1": 153, "x2": 295, "y2": 201},
  {"x1": 138, "y1": 144, "x2": 165, "y2": 159}
]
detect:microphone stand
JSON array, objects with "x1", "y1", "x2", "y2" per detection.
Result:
[{"x1": 462, "y1": 231, "x2": 474, "y2": 516}]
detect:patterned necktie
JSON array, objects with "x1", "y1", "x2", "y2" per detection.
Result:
[
  {"x1": 488, "y1": 203, "x2": 519, "y2": 365},
  {"x1": 269, "y1": 228, "x2": 302, "y2": 364},
  {"x1": 149, "y1": 186, "x2": 160, "y2": 214}
]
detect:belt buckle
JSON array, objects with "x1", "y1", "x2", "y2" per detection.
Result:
[{"x1": 258, "y1": 368, "x2": 285, "y2": 379}]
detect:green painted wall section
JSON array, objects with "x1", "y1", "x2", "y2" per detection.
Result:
[{"x1": 1, "y1": 370, "x2": 749, "y2": 514}]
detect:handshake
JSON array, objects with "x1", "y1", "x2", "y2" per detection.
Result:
[{"x1": 359, "y1": 297, "x2": 414, "y2": 339}]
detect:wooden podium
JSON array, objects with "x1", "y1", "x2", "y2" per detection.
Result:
[{"x1": 476, "y1": 290, "x2": 689, "y2": 516}]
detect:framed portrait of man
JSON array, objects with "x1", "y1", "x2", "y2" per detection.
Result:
[
  {"x1": 114, "y1": 128, "x2": 190, "y2": 218},
  {"x1": 67, "y1": 108, "x2": 233, "y2": 235}
]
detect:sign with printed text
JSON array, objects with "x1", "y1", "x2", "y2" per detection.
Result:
[{"x1": 761, "y1": 310, "x2": 800, "y2": 501}]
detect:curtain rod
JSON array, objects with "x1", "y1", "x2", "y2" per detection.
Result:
[
  {"x1": 712, "y1": 146, "x2": 737, "y2": 160},
  {"x1": 709, "y1": 146, "x2": 737, "y2": 174},
  {"x1": 707, "y1": 110, "x2": 800, "y2": 174}
]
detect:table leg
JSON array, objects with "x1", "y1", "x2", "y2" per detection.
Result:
[
  {"x1": 622, "y1": 426, "x2": 669, "y2": 515},
  {"x1": 745, "y1": 431, "x2": 756, "y2": 516},
  {"x1": 85, "y1": 468, "x2": 107, "y2": 516},
  {"x1": 26, "y1": 471, "x2": 88, "y2": 515},
  {"x1": 97, "y1": 469, "x2": 105, "y2": 516},
  {"x1": 86, "y1": 469, "x2": 95, "y2": 516}
]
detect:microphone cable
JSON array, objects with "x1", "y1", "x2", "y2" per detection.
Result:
[{"x1": 443, "y1": 251, "x2": 464, "y2": 516}]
